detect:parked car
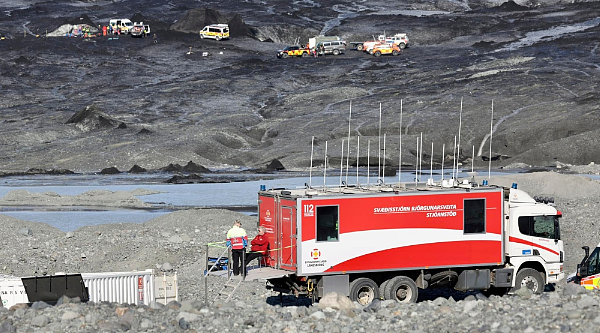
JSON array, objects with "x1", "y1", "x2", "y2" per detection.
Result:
[
  {"x1": 316, "y1": 40, "x2": 347, "y2": 56},
  {"x1": 277, "y1": 45, "x2": 312, "y2": 58},
  {"x1": 372, "y1": 43, "x2": 402, "y2": 57}
]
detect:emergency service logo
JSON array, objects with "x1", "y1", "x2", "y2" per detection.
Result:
[
  {"x1": 304, "y1": 248, "x2": 327, "y2": 268},
  {"x1": 264, "y1": 210, "x2": 272, "y2": 223},
  {"x1": 311, "y1": 248, "x2": 321, "y2": 260}
]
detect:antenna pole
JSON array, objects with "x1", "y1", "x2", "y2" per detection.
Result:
[
  {"x1": 472, "y1": 145, "x2": 475, "y2": 173},
  {"x1": 309, "y1": 136, "x2": 314, "y2": 188},
  {"x1": 488, "y1": 100, "x2": 494, "y2": 180},
  {"x1": 457, "y1": 97, "x2": 463, "y2": 179},
  {"x1": 340, "y1": 139, "x2": 344, "y2": 190},
  {"x1": 383, "y1": 133, "x2": 387, "y2": 185},
  {"x1": 419, "y1": 132, "x2": 423, "y2": 183},
  {"x1": 398, "y1": 99, "x2": 403, "y2": 184},
  {"x1": 430, "y1": 141, "x2": 433, "y2": 182},
  {"x1": 415, "y1": 136, "x2": 419, "y2": 186},
  {"x1": 367, "y1": 140, "x2": 371, "y2": 186},
  {"x1": 346, "y1": 101, "x2": 352, "y2": 185},
  {"x1": 452, "y1": 135, "x2": 457, "y2": 181},
  {"x1": 441, "y1": 143, "x2": 445, "y2": 182},
  {"x1": 356, "y1": 136, "x2": 360, "y2": 186},
  {"x1": 323, "y1": 141, "x2": 328, "y2": 190},
  {"x1": 378, "y1": 103, "x2": 382, "y2": 184}
]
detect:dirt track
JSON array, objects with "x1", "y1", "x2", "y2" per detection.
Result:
[{"x1": 1, "y1": 0, "x2": 600, "y2": 174}]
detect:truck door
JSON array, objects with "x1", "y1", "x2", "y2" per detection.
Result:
[
  {"x1": 279, "y1": 206, "x2": 297, "y2": 270},
  {"x1": 513, "y1": 212, "x2": 562, "y2": 263}
]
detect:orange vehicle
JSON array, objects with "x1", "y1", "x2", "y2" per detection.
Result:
[
  {"x1": 372, "y1": 43, "x2": 402, "y2": 57},
  {"x1": 277, "y1": 45, "x2": 312, "y2": 58}
]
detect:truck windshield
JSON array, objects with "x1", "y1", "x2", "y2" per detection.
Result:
[{"x1": 518, "y1": 215, "x2": 560, "y2": 239}]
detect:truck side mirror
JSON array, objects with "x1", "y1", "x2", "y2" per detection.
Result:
[{"x1": 579, "y1": 263, "x2": 587, "y2": 277}]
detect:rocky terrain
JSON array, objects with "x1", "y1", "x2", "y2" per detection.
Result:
[
  {"x1": 0, "y1": 0, "x2": 600, "y2": 175},
  {"x1": 0, "y1": 172, "x2": 600, "y2": 332},
  {"x1": 2, "y1": 0, "x2": 600, "y2": 331}
]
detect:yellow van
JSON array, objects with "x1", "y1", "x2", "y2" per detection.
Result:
[{"x1": 199, "y1": 24, "x2": 229, "y2": 41}]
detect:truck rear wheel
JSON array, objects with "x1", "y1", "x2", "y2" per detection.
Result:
[
  {"x1": 398, "y1": 43, "x2": 406, "y2": 49},
  {"x1": 384, "y1": 276, "x2": 418, "y2": 303},
  {"x1": 512, "y1": 268, "x2": 544, "y2": 294},
  {"x1": 333, "y1": 49, "x2": 340, "y2": 55},
  {"x1": 374, "y1": 51, "x2": 381, "y2": 57},
  {"x1": 302, "y1": 52, "x2": 309, "y2": 57},
  {"x1": 349, "y1": 278, "x2": 379, "y2": 306},
  {"x1": 357, "y1": 44, "x2": 363, "y2": 51}
]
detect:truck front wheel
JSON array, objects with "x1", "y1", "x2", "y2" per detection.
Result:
[
  {"x1": 512, "y1": 268, "x2": 544, "y2": 294},
  {"x1": 384, "y1": 276, "x2": 418, "y2": 303},
  {"x1": 349, "y1": 278, "x2": 379, "y2": 306},
  {"x1": 357, "y1": 44, "x2": 363, "y2": 51}
]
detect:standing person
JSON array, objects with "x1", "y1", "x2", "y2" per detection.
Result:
[
  {"x1": 244, "y1": 226, "x2": 270, "y2": 274},
  {"x1": 226, "y1": 220, "x2": 248, "y2": 276},
  {"x1": 152, "y1": 33, "x2": 157, "y2": 43}
]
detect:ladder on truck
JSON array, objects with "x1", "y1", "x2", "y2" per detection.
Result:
[{"x1": 203, "y1": 244, "x2": 246, "y2": 304}]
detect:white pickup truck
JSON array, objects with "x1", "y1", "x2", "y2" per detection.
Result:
[{"x1": 357, "y1": 33, "x2": 410, "y2": 53}]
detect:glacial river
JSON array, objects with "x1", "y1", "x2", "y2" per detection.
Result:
[{"x1": 0, "y1": 170, "x2": 517, "y2": 231}]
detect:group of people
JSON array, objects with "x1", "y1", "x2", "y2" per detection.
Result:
[{"x1": 226, "y1": 220, "x2": 270, "y2": 276}]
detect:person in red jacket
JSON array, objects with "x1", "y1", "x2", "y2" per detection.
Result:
[{"x1": 243, "y1": 226, "x2": 270, "y2": 274}]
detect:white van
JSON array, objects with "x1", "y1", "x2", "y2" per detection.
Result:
[
  {"x1": 109, "y1": 19, "x2": 134, "y2": 34},
  {"x1": 199, "y1": 24, "x2": 230, "y2": 41}
]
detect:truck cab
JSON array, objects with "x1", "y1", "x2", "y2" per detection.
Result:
[{"x1": 505, "y1": 187, "x2": 564, "y2": 289}]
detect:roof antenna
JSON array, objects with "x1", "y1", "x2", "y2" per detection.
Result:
[
  {"x1": 452, "y1": 135, "x2": 457, "y2": 184},
  {"x1": 415, "y1": 136, "x2": 419, "y2": 187},
  {"x1": 441, "y1": 143, "x2": 445, "y2": 182},
  {"x1": 346, "y1": 101, "x2": 352, "y2": 185},
  {"x1": 419, "y1": 132, "x2": 423, "y2": 183},
  {"x1": 367, "y1": 140, "x2": 371, "y2": 186},
  {"x1": 457, "y1": 97, "x2": 463, "y2": 180},
  {"x1": 309, "y1": 136, "x2": 314, "y2": 188},
  {"x1": 323, "y1": 141, "x2": 328, "y2": 191},
  {"x1": 488, "y1": 100, "x2": 494, "y2": 181},
  {"x1": 340, "y1": 139, "x2": 345, "y2": 191},
  {"x1": 356, "y1": 136, "x2": 360, "y2": 186},
  {"x1": 428, "y1": 141, "x2": 434, "y2": 186},
  {"x1": 383, "y1": 133, "x2": 387, "y2": 185},
  {"x1": 398, "y1": 99, "x2": 403, "y2": 184},
  {"x1": 378, "y1": 102, "x2": 382, "y2": 184}
]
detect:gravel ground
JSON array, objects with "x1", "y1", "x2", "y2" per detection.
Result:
[{"x1": 0, "y1": 171, "x2": 599, "y2": 332}]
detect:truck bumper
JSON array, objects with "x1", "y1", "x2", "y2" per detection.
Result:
[{"x1": 546, "y1": 262, "x2": 565, "y2": 283}]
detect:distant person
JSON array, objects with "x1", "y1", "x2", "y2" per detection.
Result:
[
  {"x1": 244, "y1": 226, "x2": 270, "y2": 274},
  {"x1": 153, "y1": 33, "x2": 157, "y2": 43},
  {"x1": 226, "y1": 220, "x2": 247, "y2": 276}
]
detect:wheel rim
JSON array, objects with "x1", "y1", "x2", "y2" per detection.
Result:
[
  {"x1": 356, "y1": 286, "x2": 375, "y2": 305},
  {"x1": 394, "y1": 284, "x2": 413, "y2": 303},
  {"x1": 521, "y1": 276, "x2": 540, "y2": 292}
]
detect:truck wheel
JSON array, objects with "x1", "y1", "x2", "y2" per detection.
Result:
[
  {"x1": 349, "y1": 278, "x2": 379, "y2": 306},
  {"x1": 215, "y1": 35, "x2": 222, "y2": 41},
  {"x1": 384, "y1": 276, "x2": 418, "y2": 303},
  {"x1": 374, "y1": 51, "x2": 381, "y2": 57},
  {"x1": 398, "y1": 43, "x2": 406, "y2": 49},
  {"x1": 512, "y1": 268, "x2": 544, "y2": 294},
  {"x1": 302, "y1": 52, "x2": 309, "y2": 57},
  {"x1": 333, "y1": 49, "x2": 340, "y2": 56},
  {"x1": 282, "y1": 53, "x2": 288, "y2": 59},
  {"x1": 200, "y1": 34, "x2": 205, "y2": 39},
  {"x1": 357, "y1": 44, "x2": 363, "y2": 51},
  {"x1": 392, "y1": 50, "x2": 399, "y2": 56}
]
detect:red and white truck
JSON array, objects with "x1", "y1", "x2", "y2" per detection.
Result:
[{"x1": 258, "y1": 181, "x2": 564, "y2": 304}]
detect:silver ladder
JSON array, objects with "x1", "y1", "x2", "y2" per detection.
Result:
[
  {"x1": 204, "y1": 244, "x2": 246, "y2": 304},
  {"x1": 216, "y1": 274, "x2": 244, "y2": 303}
]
